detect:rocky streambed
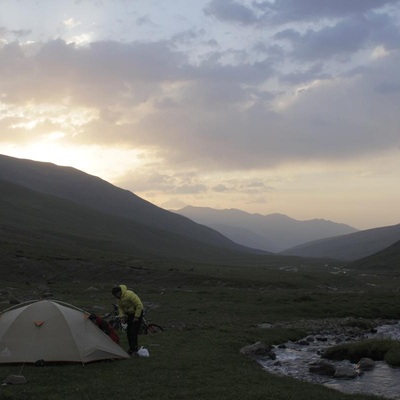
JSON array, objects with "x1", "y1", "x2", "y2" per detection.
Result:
[{"x1": 243, "y1": 318, "x2": 400, "y2": 399}]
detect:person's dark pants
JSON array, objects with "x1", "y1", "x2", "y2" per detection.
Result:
[{"x1": 127, "y1": 312, "x2": 143, "y2": 353}]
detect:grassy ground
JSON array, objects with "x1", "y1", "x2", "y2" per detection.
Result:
[{"x1": 1, "y1": 261, "x2": 399, "y2": 400}]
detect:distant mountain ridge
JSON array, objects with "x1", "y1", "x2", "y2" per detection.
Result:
[{"x1": 173, "y1": 206, "x2": 358, "y2": 252}]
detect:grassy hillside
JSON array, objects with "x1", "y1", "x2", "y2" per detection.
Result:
[
  {"x1": 0, "y1": 154, "x2": 264, "y2": 254},
  {"x1": 0, "y1": 179, "x2": 271, "y2": 266},
  {"x1": 281, "y1": 223, "x2": 400, "y2": 261},
  {"x1": 350, "y1": 240, "x2": 400, "y2": 270},
  {"x1": 1, "y1": 178, "x2": 337, "y2": 286}
]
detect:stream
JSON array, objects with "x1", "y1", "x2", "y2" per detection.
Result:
[{"x1": 258, "y1": 322, "x2": 400, "y2": 399}]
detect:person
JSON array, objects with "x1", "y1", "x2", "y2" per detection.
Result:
[
  {"x1": 88, "y1": 314, "x2": 120, "y2": 344},
  {"x1": 111, "y1": 284, "x2": 144, "y2": 355}
]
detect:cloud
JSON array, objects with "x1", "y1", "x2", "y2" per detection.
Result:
[
  {"x1": 0, "y1": 38, "x2": 191, "y2": 131},
  {"x1": 274, "y1": 12, "x2": 400, "y2": 62},
  {"x1": 279, "y1": 63, "x2": 329, "y2": 85},
  {"x1": 257, "y1": 0, "x2": 400, "y2": 24},
  {"x1": 275, "y1": 19, "x2": 368, "y2": 61},
  {"x1": 116, "y1": 168, "x2": 208, "y2": 195},
  {"x1": 0, "y1": 26, "x2": 31, "y2": 42},
  {"x1": 203, "y1": 0, "x2": 400, "y2": 29},
  {"x1": 1, "y1": 5, "x2": 399, "y2": 176},
  {"x1": 212, "y1": 184, "x2": 229, "y2": 192},
  {"x1": 204, "y1": 0, "x2": 259, "y2": 25}
]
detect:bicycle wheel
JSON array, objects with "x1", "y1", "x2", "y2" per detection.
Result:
[{"x1": 144, "y1": 323, "x2": 164, "y2": 334}]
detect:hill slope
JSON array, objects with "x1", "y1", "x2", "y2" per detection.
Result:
[
  {"x1": 349, "y1": 240, "x2": 400, "y2": 269},
  {"x1": 173, "y1": 206, "x2": 358, "y2": 252},
  {"x1": 0, "y1": 154, "x2": 265, "y2": 255},
  {"x1": 0, "y1": 179, "x2": 270, "y2": 265},
  {"x1": 281, "y1": 224, "x2": 400, "y2": 261}
]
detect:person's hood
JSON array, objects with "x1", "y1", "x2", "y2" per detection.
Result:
[{"x1": 119, "y1": 284, "x2": 128, "y2": 295}]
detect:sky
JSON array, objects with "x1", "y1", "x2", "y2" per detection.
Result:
[{"x1": 1, "y1": 0, "x2": 400, "y2": 230}]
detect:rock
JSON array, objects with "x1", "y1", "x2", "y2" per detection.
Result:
[
  {"x1": 309, "y1": 360, "x2": 336, "y2": 376},
  {"x1": 240, "y1": 342, "x2": 275, "y2": 359},
  {"x1": 258, "y1": 323, "x2": 273, "y2": 329},
  {"x1": 357, "y1": 358, "x2": 375, "y2": 371},
  {"x1": 296, "y1": 339, "x2": 310, "y2": 346},
  {"x1": 334, "y1": 366, "x2": 358, "y2": 379}
]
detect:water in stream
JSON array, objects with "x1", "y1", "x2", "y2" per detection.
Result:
[{"x1": 258, "y1": 322, "x2": 400, "y2": 399}]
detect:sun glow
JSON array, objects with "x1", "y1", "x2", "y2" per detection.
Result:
[{"x1": 1, "y1": 141, "x2": 145, "y2": 183}]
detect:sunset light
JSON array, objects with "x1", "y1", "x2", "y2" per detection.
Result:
[{"x1": 1, "y1": 0, "x2": 399, "y2": 230}]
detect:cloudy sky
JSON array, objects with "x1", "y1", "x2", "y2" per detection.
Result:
[{"x1": 1, "y1": 0, "x2": 400, "y2": 230}]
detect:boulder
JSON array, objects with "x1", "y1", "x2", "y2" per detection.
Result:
[
  {"x1": 334, "y1": 366, "x2": 358, "y2": 379},
  {"x1": 296, "y1": 339, "x2": 310, "y2": 346},
  {"x1": 240, "y1": 342, "x2": 275, "y2": 359},
  {"x1": 309, "y1": 360, "x2": 336, "y2": 376},
  {"x1": 356, "y1": 358, "x2": 375, "y2": 371}
]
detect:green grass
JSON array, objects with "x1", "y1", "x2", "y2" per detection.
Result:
[
  {"x1": 0, "y1": 330, "x2": 384, "y2": 400},
  {"x1": 2, "y1": 262, "x2": 400, "y2": 400},
  {"x1": 2, "y1": 159, "x2": 400, "y2": 399},
  {"x1": 323, "y1": 339, "x2": 400, "y2": 366}
]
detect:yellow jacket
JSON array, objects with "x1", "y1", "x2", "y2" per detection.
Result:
[{"x1": 117, "y1": 285, "x2": 144, "y2": 318}]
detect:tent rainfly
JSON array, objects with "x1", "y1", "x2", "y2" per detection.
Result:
[{"x1": 0, "y1": 300, "x2": 129, "y2": 364}]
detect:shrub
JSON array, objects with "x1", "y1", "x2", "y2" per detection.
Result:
[
  {"x1": 342, "y1": 317, "x2": 375, "y2": 330},
  {"x1": 385, "y1": 343, "x2": 400, "y2": 366},
  {"x1": 323, "y1": 339, "x2": 397, "y2": 363}
]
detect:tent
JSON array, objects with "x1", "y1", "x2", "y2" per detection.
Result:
[{"x1": 0, "y1": 300, "x2": 129, "y2": 364}]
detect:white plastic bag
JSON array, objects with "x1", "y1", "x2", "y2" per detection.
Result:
[{"x1": 137, "y1": 346, "x2": 149, "y2": 357}]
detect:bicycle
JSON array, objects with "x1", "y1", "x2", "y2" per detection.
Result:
[
  {"x1": 141, "y1": 306, "x2": 163, "y2": 334},
  {"x1": 104, "y1": 304, "x2": 163, "y2": 334},
  {"x1": 103, "y1": 304, "x2": 125, "y2": 330}
]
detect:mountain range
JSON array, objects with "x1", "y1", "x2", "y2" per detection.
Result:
[
  {"x1": 1, "y1": 153, "x2": 400, "y2": 267},
  {"x1": 173, "y1": 206, "x2": 358, "y2": 253},
  {"x1": 0, "y1": 154, "x2": 272, "y2": 266}
]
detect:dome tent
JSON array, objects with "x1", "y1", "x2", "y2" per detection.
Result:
[{"x1": 0, "y1": 300, "x2": 129, "y2": 364}]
